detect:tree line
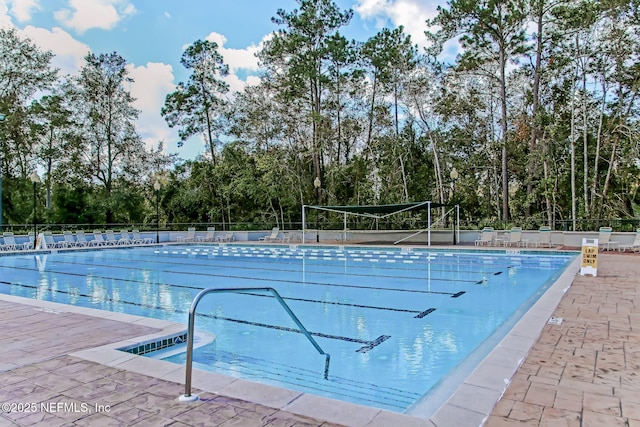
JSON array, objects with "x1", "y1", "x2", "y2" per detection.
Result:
[{"x1": 0, "y1": 0, "x2": 638, "y2": 232}]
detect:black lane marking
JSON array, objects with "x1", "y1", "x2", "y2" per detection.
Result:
[
  {"x1": 211, "y1": 314, "x2": 389, "y2": 351},
  {"x1": 240, "y1": 292, "x2": 424, "y2": 315},
  {"x1": 1, "y1": 263, "x2": 462, "y2": 297},
  {"x1": 414, "y1": 308, "x2": 436, "y2": 318},
  {"x1": 1, "y1": 265, "x2": 451, "y2": 320},
  {"x1": 494, "y1": 271, "x2": 503, "y2": 276},
  {"x1": 451, "y1": 291, "x2": 466, "y2": 298},
  {"x1": 356, "y1": 335, "x2": 391, "y2": 353},
  {"x1": 0, "y1": 280, "x2": 386, "y2": 352},
  {"x1": 6, "y1": 264, "x2": 433, "y2": 318}
]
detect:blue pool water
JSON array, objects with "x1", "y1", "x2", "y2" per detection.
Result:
[{"x1": 0, "y1": 245, "x2": 576, "y2": 412}]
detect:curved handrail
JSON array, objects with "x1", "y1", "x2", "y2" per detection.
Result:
[{"x1": 180, "y1": 287, "x2": 331, "y2": 401}]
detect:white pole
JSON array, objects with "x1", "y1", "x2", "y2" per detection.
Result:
[
  {"x1": 428, "y1": 202, "x2": 431, "y2": 246},
  {"x1": 302, "y1": 205, "x2": 306, "y2": 244},
  {"x1": 343, "y1": 212, "x2": 347, "y2": 243},
  {"x1": 456, "y1": 204, "x2": 460, "y2": 245}
]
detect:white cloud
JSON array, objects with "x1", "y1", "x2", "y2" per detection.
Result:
[
  {"x1": 22, "y1": 25, "x2": 89, "y2": 75},
  {"x1": 126, "y1": 62, "x2": 179, "y2": 150},
  {"x1": 354, "y1": 0, "x2": 441, "y2": 49},
  {"x1": 0, "y1": 0, "x2": 14, "y2": 27},
  {"x1": 205, "y1": 32, "x2": 262, "y2": 74},
  {"x1": 54, "y1": 0, "x2": 136, "y2": 34},
  {"x1": 7, "y1": 0, "x2": 39, "y2": 22},
  {"x1": 202, "y1": 31, "x2": 267, "y2": 94}
]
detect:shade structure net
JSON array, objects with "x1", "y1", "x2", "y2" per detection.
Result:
[{"x1": 302, "y1": 201, "x2": 458, "y2": 246}]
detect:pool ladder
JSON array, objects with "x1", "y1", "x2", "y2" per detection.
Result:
[{"x1": 179, "y1": 287, "x2": 331, "y2": 402}]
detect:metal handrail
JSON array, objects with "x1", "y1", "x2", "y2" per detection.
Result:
[{"x1": 179, "y1": 287, "x2": 331, "y2": 402}]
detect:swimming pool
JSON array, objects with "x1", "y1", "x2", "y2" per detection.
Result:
[{"x1": 0, "y1": 245, "x2": 576, "y2": 413}]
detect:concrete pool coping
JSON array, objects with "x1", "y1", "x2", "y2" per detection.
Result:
[{"x1": 0, "y1": 246, "x2": 582, "y2": 426}]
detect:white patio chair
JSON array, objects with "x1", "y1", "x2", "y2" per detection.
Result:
[
  {"x1": 118, "y1": 230, "x2": 134, "y2": 245},
  {"x1": 504, "y1": 227, "x2": 525, "y2": 247},
  {"x1": 177, "y1": 227, "x2": 196, "y2": 242},
  {"x1": 104, "y1": 230, "x2": 120, "y2": 246},
  {"x1": 531, "y1": 226, "x2": 554, "y2": 248},
  {"x1": 598, "y1": 226, "x2": 617, "y2": 251},
  {"x1": 75, "y1": 230, "x2": 90, "y2": 247},
  {"x1": 43, "y1": 231, "x2": 67, "y2": 248},
  {"x1": 63, "y1": 230, "x2": 79, "y2": 247},
  {"x1": 474, "y1": 227, "x2": 494, "y2": 246},
  {"x1": 90, "y1": 230, "x2": 108, "y2": 246},
  {"x1": 617, "y1": 229, "x2": 640, "y2": 252},
  {"x1": 132, "y1": 229, "x2": 154, "y2": 244},
  {"x1": 216, "y1": 233, "x2": 234, "y2": 242},
  {"x1": 196, "y1": 227, "x2": 216, "y2": 242},
  {"x1": 259, "y1": 227, "x2": 280, "y2": 242}
]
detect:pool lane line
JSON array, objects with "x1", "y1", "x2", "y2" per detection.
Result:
[
  {"x1": 0, "y1": 279, "x2": 391, "y2": 353},
  {"x1": 1, "y1": 264, "x2": 456, "y2": 314},
  {"x1": 60, "y1": 254, "x2": 492, "y2": 283},
  {"x1": 170, "y1": 247, "x2": 557, "y2": 270},
  {"x1": 2, "y1": 262, "x2": 470, "y2": 297},
  {"x1": 154, "y1": 249, "x2": 522, "y2": 274},
  {"x1": 202, "y1": 313, "x2": 391, "y2": 353},
  {"x1": 47, "y1": 254, "x2": 486, "y2": 286},
  {"x1": 234, "y1": 291, "x2": 437, "y2": 316}
]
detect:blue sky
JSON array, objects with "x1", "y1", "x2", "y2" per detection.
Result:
[{"x1": 1, "y1": 0, "x2": 445, "y2": 160}]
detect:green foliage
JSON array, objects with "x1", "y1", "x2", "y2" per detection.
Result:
[
  {"x1": 162, "y1": 39, "x2": 229, "y2": 162},
  {"x1": 2, "y1": 3, "x2": 640, "y2": 232}
]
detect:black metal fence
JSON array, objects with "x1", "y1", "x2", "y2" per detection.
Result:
[{"x1": 1, "y1": 217, "x2": 638, "y2": 235}]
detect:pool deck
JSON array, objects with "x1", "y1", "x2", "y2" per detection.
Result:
[{"x1": 0, "y1": 250, "x2": 638, "y2": 426}]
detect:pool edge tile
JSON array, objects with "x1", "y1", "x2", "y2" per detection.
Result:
[{"x1": 283, "y1": 393, "x2": 381, "y2": 427}]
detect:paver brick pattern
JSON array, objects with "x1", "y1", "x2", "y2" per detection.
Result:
[
  {"x1": 0, "y1": 300, "x2": 343, "y2": 427},
  {"x1": 485, "y1": 253, "x2": 640, "y2": 427}
]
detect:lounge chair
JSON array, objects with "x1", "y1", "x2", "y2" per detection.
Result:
[
  {"x1": 132, "y1": 229, "x2": 154, "y2": 244},
  {"x1": 532, "y1": 226, "x2": 553, "y2": 248},
  {"x1": 286, "y1": 231, "x2": 302, "y2": 243},
  {"x1": 43, "y1": 231, "x2": 67, "y2": 248},
  {"x1": 259, "y1": 227, "x2": 280, "y2": 242},
  {"x1": 177, "y1": 227, "x2": 196, "y2": 242},
  {"x1": 196, "y1": 227, "x2": 216, "y2": 242},
  {"x1": 617, "y1": 228, "x2": 640, "y2": 252},
  {"x1": 118, "y1": 230, "x2": 134, "y2": 245},
  {"x1": 75, "y1": 230, "x2": 90, "y2": 247},
  {"x1": 216, "y1": 233, "x2": 234, "y2": 242},
  {"x1": 598, "y1": 226, "x2": 617, "y2": 251},
  {"x1": 2, "y1": 232, "x2": 28, "y2": 250},
  {"x1": 63, "y1": 231, "x2": 80, "y2": 247},
  {"x1": 90, "y1": 230, "x2": 108, "y2": 246},
  {"x1": 503, "y1": 227, "x2": 526, "y2": 247},
  {"x1": 474, "y1": 227, "x2": 494, "y2": 246},
  {"x1": 102, "y1": 230, "x2": 121, "y2": 246},
  {"x1": 28, "y1": 232, "x2": 36, "y2": 250}
]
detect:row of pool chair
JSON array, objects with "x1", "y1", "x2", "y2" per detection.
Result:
[
  {"x1": 55, "y1": 229, "x2": 155, "y2": 248},
  {"x1": 0, "y1": 230, "x2": 155, "y2": 251},
  {"x1": 474, "y1": 226, "x2": 554, "y2": 248},
  {"x1": 0, "y1": 231, "x2": 34, "y2": 251}
]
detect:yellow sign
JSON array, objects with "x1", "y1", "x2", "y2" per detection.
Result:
[{"x1": 580, "y1": 238, "x2": 598, "y2": 276}]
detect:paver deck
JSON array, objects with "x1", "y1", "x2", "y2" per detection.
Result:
[
  {"x1": 0, "y1": 252, "x2": 638, "y2": 426},
  {"x1": 0, "y1": 298, "x2": 344, "y2": 427},
  {"x1": 486, "y1": 253, "x2": 640, "y2": 426}
]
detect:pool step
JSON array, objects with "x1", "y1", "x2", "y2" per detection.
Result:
[{"x1": 188, "y1": 349, "x2": 421, "y2": 412}]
